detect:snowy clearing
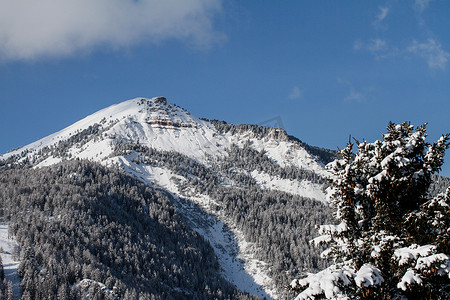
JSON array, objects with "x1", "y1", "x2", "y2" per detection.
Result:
[
  {"x1": 0, "y1": 225, "x2": 21, "y2": 299},
  {"x1": 251, "y1": 170, "x2": 327, "y2": 203}
]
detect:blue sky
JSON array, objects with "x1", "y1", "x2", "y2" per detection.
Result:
[{"x1": 1, "y1": 0, "x2": 449, "y2": 176}]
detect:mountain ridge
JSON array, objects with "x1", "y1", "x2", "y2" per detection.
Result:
[{"x1": 1, "y1": 97, "x2": 336, "y2": 170}]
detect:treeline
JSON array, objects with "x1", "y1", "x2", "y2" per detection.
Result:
[
  {"x1": 207, "y1": 120, "x2": 280, "y2": 140},
  {"x1": 0, "y1": 160, "x2": 257, "y2": 299},
  {"x1": 222, "y1": 142, "x2": 327, "y2": 184},
  {"x1": 1, "y1": 124, "x2": 104, "y2": 168}
]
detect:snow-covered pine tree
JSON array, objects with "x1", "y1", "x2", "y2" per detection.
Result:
[{"x1": 290, "y1": 122, "x2": 450, "y2": 299}]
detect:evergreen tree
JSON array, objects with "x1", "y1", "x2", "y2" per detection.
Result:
[
  {"x1": 290, "y1": 122, "x2": 450, "y2": 299},
  {"x1": 6, "y1": 280, "x2": 14, "y2": 300},
  {"x1": 0, "y1": 255, "x2": 4, "y2": 281}
]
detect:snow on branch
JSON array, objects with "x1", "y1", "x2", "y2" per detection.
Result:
[
  {"x1": 290, "y1": 262, "x2": 384, "y2": 300},
  {"x1": 397, "y1": 269, "x2": 423, "y2": 291},
  {"x1": 393, "y1": 244, "x2": 436, "y2": 266},
  {"x1": 354, "y1": 264, "x2": 384, "y2": 288},
  {"x1": 317, "y1": 222, "x2": 348, "y2": 235}
]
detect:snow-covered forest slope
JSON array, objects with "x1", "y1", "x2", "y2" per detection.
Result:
[{"x1": 1, "y1": 97, "x2": 448, "y2": 299}]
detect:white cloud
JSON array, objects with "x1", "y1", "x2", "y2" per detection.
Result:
[
  {"x1": 374, "y1": 7, "x2": 389, "y2": 24},
  {"x1": 345, "y1": 89, "x2": 365, "y2": 102},
  {"x1": 367, "y1": 39, "x2": 387, "y2": 53},
  {"x1": 288, "y1": 86, "x2": 302, "y2": 100},
  {"x1": 408, "y1": 39, "x2": 449, "y2": 70},
  {"x1": 0, "y1": 0, "x2": 224, "y2": 61}
]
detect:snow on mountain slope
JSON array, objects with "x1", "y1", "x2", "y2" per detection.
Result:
[
  {"x1": 2, "y1": 97, "x2": 226, "y2": 164},
  {"x1": 250, "y1": 138, "x2": 329, "y2": 177},
  {"x1": 225, "y1": 131, "x2": 329, "y2": 177},
  {"x1": 250, "y1": 170, "x2": 327, "y2": 203}
]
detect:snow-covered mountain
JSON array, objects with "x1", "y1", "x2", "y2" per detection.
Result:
[
  {"x1": 4, "y1": 97, "x2": 219, "y2": 163},
  {"x1": 1, "y1": 97, "x2": 336, "y2": 299},
  {"x1": 3, "y1": 97, "x2": 329, "y2": 176}
]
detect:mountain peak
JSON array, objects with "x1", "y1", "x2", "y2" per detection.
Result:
[
  {"x1": 134, "y1": 96, "x2": 167, "y2": 107},
  {"x1": 153, "y1": 96, "x2": 167, "y2": 105}
]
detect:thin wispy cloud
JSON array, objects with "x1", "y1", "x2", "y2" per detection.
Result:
[
  {"x1": 288, "y1": 86, "x2": 302, "y2": 100},
  {"x1": 355, "y1": 2, "x2": 448, "y2": 71},
  {"x1": 373, "y1": 7, "x2": 389, "y2": 26},
  {"x1": 356, "y1": 38, "x2": 449, "y2": 70},
  {"x1": 338, "y1": 78, "x2": 369, "y2": 103},
  {"x1": 414, "y1": 0, "x2": 432, "y2": 13},
  {"x1": 408, "y1": 39, "x2": 449, "y2": 70},
  {"x1": 345, "y1": 89, "x2": 365, "y2": 102},
  {"x1": 412, "y1": 0, "x2": 448, "y2": 71},
  {"x1": 0, "y1": 0, "x2": 224, "y2": 61},
  {"x1": 414, "y1": 0, "x2": 432, "y2": 25},
  {"x1": 354, "y1": 39, "x2": 393, "y2": 59}
]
